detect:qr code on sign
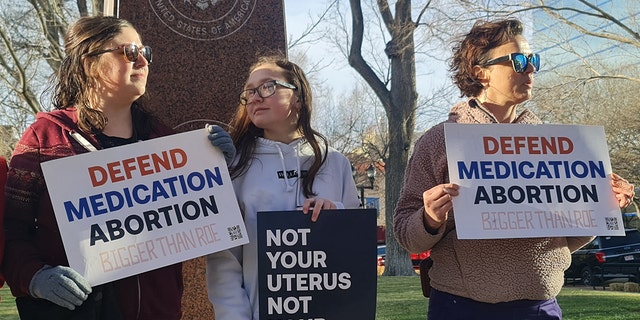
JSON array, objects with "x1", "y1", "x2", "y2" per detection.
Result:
[
  {"x1": 227, "y1": 225, "x2": 243, "y2": 241},
  {"x1": 605, "y1": 217, "x2": 619, "y2": 230}
]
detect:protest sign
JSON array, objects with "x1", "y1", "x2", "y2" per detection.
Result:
[
  {"x1": 445, "y1": 123, "x2": 623, "y2": 239},
  {"x1": 257, "y1": 209, "x2": 377, "y2": 320},
  {"x1": 41, "y1": 129, "x2": 248, "y2": 285}
]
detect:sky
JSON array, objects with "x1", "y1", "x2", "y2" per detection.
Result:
[
  {"x1": 282, "y1": 1, "x2": 456, "y2": 130},
  {"x1": 283, "y1": 0, "x2": 451, "y2": 87},
  {"x1": 283, "y1": 1, "x2": 360, "y2": 94}
]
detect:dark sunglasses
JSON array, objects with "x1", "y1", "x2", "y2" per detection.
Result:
[
  {"x1": 88, "y1": 43, "x2": 152, "y2": 64},
  {"x1": 483, "y1": 53, "x2": 540, "y2": 73}
]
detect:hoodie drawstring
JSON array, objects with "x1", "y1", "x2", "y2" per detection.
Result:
[{"x1": 274, "y1": 144, "x2": 295, "y2": 193}]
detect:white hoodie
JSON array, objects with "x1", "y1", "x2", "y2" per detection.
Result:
[{"x1": 206, "y1": 137, "x2": 361, "y2": 319}]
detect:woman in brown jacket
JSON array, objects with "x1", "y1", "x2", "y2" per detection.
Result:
[{"x1": 393, "y1": 18, "x2": 635, "y2": 320}]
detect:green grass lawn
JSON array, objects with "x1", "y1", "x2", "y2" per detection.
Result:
[
  {"x1": 0, "y1": 285, "x2": 18, "y2": 320},
  {"x1": 556, "y1": 285, "x2": 640, "y2": 320},
  {"x1": 2, "y1": 277, "x2": 640, "y2": 319},
  {"x1": 375, "y1": 277, "x2": 640, "y2": 320}
]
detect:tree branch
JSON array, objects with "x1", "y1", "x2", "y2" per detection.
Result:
[{"x1": 348, "y1": 0, "x2": 392, "y2": 108}]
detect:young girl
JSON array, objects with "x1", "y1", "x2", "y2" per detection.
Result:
[{"x1": 206, "y1": 55, "x2": 360, "y2": 319}]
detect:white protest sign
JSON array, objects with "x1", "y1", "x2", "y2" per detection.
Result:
[
  {"x1": 445, "y1": 123, "x2": 623, "y2": 239},
  {"x1": 42, "y1": 129, "x2": 248, "y2": 286}
]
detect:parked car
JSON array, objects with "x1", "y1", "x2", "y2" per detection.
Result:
[
  {"x1": 376, "y1": 245, "x2": 430, "y2": 270},
  {"x1": 565, "y1": 229, "x2": 640, "y2": 286},
  {"x1": 377, "y1": 245, "x2": 386, "y2": 267}
]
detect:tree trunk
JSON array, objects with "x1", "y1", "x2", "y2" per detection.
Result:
[{"x1": 348, "y1": 0, "x2": 418, "y2": 275}]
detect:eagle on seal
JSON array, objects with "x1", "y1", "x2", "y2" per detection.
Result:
[{"x1": 184, "y1": 0, "x2": 220, "y2": 10}]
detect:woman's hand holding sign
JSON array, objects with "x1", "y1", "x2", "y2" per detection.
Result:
[
  {"x1": 206, "y1": 124, "x2": 236, "y2": 166},
  {"x1": 611, "y1": 173, "x2": 635, "y2": 208},
  {"x1": 301, "y1": 197, "x2": 337, "y2": 222},
  {"x1": 422, "y1": 183, "x2": 459, "y2": 234}
]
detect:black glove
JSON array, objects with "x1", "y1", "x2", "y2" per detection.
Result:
[{"x1": 207, "y1": 124, "x2": 236, "y2": 165}]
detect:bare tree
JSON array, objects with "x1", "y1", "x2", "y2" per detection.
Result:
[
  {"x1": 533, "y1": 64, "x2": 640, "y2": 208},
  {"x1": 0, "y1": 0, "x2": 100, "y2": 144},
  {"x1": 340, "y1": 0, "x2": 421, "y2": 276},
  {"x1": 521, "y1": 1, "x2": 640, "y2": 191},
  {"x1": 324, "y1": 0, "x2": 640, "y2": 275},
  {"x1": 313, "y1": 82, "x2": 385, "y2": 153},
  {"x1": 304, "y1": 0, "x2": 468, "y2": 276}
]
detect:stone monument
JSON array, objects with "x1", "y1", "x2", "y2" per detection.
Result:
[
  {"x1": 105, "y1": 1, "x2": 287, "y2": 319},
  {"x1": 110, "y1": 0, "x2": 286, "y2": 130}
]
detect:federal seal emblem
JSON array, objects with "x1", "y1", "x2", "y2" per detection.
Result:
[{"x1": 150, "y1": 0, "x2": 257, "y2": 41}]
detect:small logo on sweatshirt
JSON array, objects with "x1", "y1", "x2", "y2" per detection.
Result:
[
  {"x1": 277, "y1": 170, "x2": 308, "y2": 179},
  {"x1": 149, "y1": 0, "x2": 257, "y2": 41}
]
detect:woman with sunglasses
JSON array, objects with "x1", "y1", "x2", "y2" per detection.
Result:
[
  {"x1": 393, "y1": 19, "x2": 634, "y2": 320},
  {"x1": 1, "y1": 16, "x2": 231, "y2": 320},
  {"x1": 205, "y1": 54, "x2": 360, "y2": 319}
]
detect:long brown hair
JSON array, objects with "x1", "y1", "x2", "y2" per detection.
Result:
[
  {"x1": 228, "y1": 55, "x2": 328, "y2": 198},
  {"x1": 52, "y1": 16, "x2": 152, "y2": 136}
]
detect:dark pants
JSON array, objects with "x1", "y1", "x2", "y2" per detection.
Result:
[
  {"x1": 427, "y1": 288, "x2": 562, "y2": 320},
  {"x1": 16, "y1": 284, "x2": 123, "y2": 320}
]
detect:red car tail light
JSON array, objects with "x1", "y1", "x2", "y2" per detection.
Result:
[
  {"x1": 410, "y1": 251, "x2": 431, "y2": 261},
  {"x1": 595, "y1": 251, "x2": 606, "y2": 263}
]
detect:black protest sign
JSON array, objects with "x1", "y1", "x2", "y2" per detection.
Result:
[{"x1": 257, "y1": 209, "x2": 377, "y2": 320}]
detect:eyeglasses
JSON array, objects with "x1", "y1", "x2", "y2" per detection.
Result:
[
  {"x1": 88, "y1": 43, "x2": 152, "y2": 64},
  {"x1": 239, "y1": 80, "x2": 297, "y2": 105},
  {"x1": 483, "y1": 52, "x2": 540, "y2": 73}
]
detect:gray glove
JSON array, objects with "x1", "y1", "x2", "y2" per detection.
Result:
[
  {"x1": 29, "y1": 265, "x2": 92, "y2": 310},
  {"x1": 207, "y1": 124, "x2": 236, "y2": 165}
]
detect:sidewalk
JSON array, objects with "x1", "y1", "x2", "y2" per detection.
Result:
[{"x1": 564, "y1": 278, "x2": 640, "y2": 292}]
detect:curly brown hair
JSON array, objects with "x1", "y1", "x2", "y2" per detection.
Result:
[
  {"x1": 228, "y1": 54, "x2": 328, "y2": 198},
  {"x1": 449, "y1": 19, "x2": 524, "y2": 98},
  {"x1": 52, "y1": 16, "x2": 151, "y2": 135}
]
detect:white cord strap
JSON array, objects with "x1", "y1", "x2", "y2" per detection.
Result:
[{"x1": 68, "y1": 131, "x2": 98, "y2": 152}]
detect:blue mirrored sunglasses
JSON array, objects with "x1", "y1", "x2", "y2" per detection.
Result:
[{"x1": 484, "y1": 53, "x2": 540, "y2": 73}]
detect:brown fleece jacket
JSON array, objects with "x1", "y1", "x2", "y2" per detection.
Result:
[{"x1": 394, "y1": 99, "x2": 593, "y2": 303}]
